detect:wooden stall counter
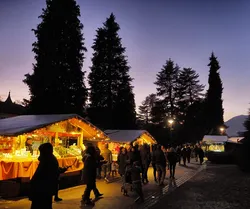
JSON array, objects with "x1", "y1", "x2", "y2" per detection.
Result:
[{"x1": 0, "y1": 156, "x2": 83, "y2": 181}]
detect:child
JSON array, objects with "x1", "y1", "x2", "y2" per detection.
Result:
[
  {"x1": 111, "y1": 161, "x2": 118, "y2": 177},
  {"x1": 127, "y1": 161, "x2": 144, "y2": 202}
]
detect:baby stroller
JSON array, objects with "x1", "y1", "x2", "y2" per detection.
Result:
[{"x1": 121, "y1": 164, "x2": 133, "y2": 196}]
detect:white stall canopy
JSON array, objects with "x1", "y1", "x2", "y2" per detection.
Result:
[{"x1": 202, "y1": 135, "x2": 228, "y2": 144}]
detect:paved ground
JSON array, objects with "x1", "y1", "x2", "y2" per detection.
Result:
[
  {"x1": 0, "y1": 160, "x2": 202, "y2": 209},
  {"x1": 151, "y1": 164, "x2": 250, "y2": 209}
]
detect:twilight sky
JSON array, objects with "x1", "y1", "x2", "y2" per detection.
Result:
[{"x1": 0, "y1": 0, "x2": 249, "y2": 121}]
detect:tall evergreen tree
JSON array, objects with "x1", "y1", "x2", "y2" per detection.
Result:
[
  {"x1": 138, "y1": 94, "x2": 157, "y2": 126},
  {"x1": 176, "y1": 68, "x2": 205, "y2": 122},
  {"x1": 23, "y1": 0, "x2": 87, "y2": 115},
  {"x1": 154, "y1": 59, "x2": 179, "y2": 120},
  {"x1": 88, "y1": 13, "x2": 136, "y2": 129},
  {"x1": 205, "y1": 52, "x2": 224, "y2": 134}
]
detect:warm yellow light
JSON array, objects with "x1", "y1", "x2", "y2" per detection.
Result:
[
  {"x1": 71, "y1": 132, "x2": 78, "y2": 135},
  {"x1": 220, "y1": 127, "x2": 225, "y2": 132},
  {"x1": 168, "y1": 119, "x2": 174, "y2": 125},
  {"x1": 97, "y1": 133, "x2": 100, "y2": 137}
]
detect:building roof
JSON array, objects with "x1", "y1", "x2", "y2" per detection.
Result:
[
  {"x1": 0, "y1": 114, "x2": 96, "y2": 136},
  {"x1": 227, "y1": 137, "x2": 244, "y2": 144},
  {"x1": 104, "y1": 130, "x2": 156, "y2": 143},
  {"x1": 203, "y1": 135, "x2": 228, "y2": 143},
  {"x1": 0, "y1": 92, "x2": 25, "y2": 115}
]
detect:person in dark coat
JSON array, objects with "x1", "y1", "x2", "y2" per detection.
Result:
[
  {"x1": 151, "y1": 144, "x2": 157, "y2": 182},
  {"x1": 153, "y1": 144, "x2": 166, "y2": 185},
  {"x1": 140, "y1": 144, "x2": 150, "y2": 184},
  {"x1": 194, "y1": 145, "x2": 199, "y2": 162},
  {"x1": 181, "y1": 146, "x2": 188, "y2": 166},
  {"x1": 127, "y1": 146, "x2": 137, "y2": 164},
  {"x1": 29, "y1": 143, "x2": 58, "y2": 209},
  {"x1": 117, "y1": 147, "x2": 129, "y2": 195},
  {"x1": 82, "y1": 146, "x2": 103, "y2": 206},
  {"x1": 167, "y1": 147, "x2": 178, "y2": 179},
  {"x1": 176, "y1": 146, "x2": 182, "y2": 165},
  {"x1": 198, "y1": 146, "x2": 204, "y2": 165},
  {"x1": 186, "y1": 146, "x2": 192, "y2": 163},
  {"x1": 95, "y1": 146, "x2": 104, "y2": 179}
]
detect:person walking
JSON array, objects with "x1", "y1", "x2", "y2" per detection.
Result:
[
  {"x1": 198, "y1": 146, "x2": 205, "y2": 165},
  {"x1": 54, "y1": 166, "x2": 70, "y2": 202},
  {"x1": 140, "y1": 144, "x2": 151, "y2": 184},
  {"x1": 181, "y1": 146, "x2": 187, "y2": 166},
  {"x1": 154, "y1": 144, "x2": 166, "y2": 186},
  {"x1": 186, "y1": 145, "x2": 192, "y2": 163},
  {"x1": 194, "y1": 145, "x2": 199, "y2": 162},
  {"x1": 117, "y1": 147, "x2": 129, "y2": 195},
  {"x1": 95, "y1": 146, "x2": 104, "y2": 179},
  {"x1": 126, "y1": 161, "x2": 144, "y2": 202},
  {"x1": 176, "y1": 146, "x2": 182, "y2": 165},
  {"x1": 101, "y1": 144, "x2": 113, "y2": 183},
  {"x1": 29, "y1": 143, "x2": 59, "y2": 209},
  {"x1": 82, "y1": 146, "x2": 103, "y2": 206},
  {"x1": 151, "y1": 144, "x2": 157, "y2": 182},
  {"x1": 167, "y1": 147, "x2": 178, "y2": 179}
]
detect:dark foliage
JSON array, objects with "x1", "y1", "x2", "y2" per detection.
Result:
[
  {"x1": 176, "y1": 68, "x2": 205, "y2": 123},
  {"x1": 237, "y1": 111, "x2": 250, "y2": 172},
  {"x1": 23, "y1": 0, "x2": 87, "y2": 115},
  {"x1": 138, "y1": 94, "x2": 157, "y2": 126},
  {"x1": 154, "y1": 59, "x2": 179, "y2": 118},
  {"x1": 178, "y1": 100, "x2": 206, "y2": 144},
  {"x1": 205, "y1": 52, "x2": 224, "y2": 134},
  {"x1": 88, "y1": 13, "x2": 136, "y2": 129}
]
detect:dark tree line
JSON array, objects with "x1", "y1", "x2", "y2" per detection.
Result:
[
  {"x1": 88, "y1": 14, "x2": 136, "y2": 130},
  {"x1": 138, "y1": 55, "x2": 224, "y2": 146},
  {"x1": 23, "y1": 1, "x2": 136, "y2": 130},
  {"x1": 24, "y1": 0, "x2": 88, "y2": 115},
  {"x1": 23, "y1": 0, "x2": 225, "y2": 140}
]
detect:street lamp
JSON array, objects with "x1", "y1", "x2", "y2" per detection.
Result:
[
  {"x1": 168, "y1": 119, "x2": 174, "y2": 128},
  {"x1": 219, "y1": 127, "x2": 225, "y2": 135},
  {"x1": 168, "y1": 119, "x2": 174, "y2": 141}
]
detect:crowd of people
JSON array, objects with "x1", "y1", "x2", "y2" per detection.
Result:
[{"x1": 28, "y1": 142, "x2": 205, "y2": 208}]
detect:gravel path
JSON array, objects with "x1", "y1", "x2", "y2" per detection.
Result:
[{"x1": 151, "y1": 165, "x2": 250, "y2": 209}]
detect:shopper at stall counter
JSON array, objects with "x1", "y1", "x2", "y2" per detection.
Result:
[
  {"x1": 25, "y1": 138, "x2": 33, "y2": 155},
  {"x1": 29, "y1": 143, "x2": 58, "y2": 209}
]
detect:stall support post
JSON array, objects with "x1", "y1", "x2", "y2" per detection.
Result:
[
  {"x1": 79, "y1": 130, "x2": 84, "y2": 148},
  {"x1": 55, "y1": 132, "x2": 59, "y2": 144}
]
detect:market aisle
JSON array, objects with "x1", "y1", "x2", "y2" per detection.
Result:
[{"x1": 1, "y1": 160, "x2": 202, "y2": 209}]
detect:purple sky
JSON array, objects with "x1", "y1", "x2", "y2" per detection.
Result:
[{"x1": 0, "y1": 0, "x2": 249, "y2": 121}]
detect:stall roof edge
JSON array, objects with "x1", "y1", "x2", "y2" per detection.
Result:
[
  {"x1": 0, "y1": 114, "x2": 100, "y2": 137},
  {"x1": 104, "y1": 129, "x2": 156, "y2": 143}
]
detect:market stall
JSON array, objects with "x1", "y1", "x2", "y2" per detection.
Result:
[
  {"x1": 101, "y1": 130, "x2": 157, "y2": 161},
  {"x1": 0, "y1": 114, "x2": 109, "y2": 181},
  {"x1": 201, "y1": 135, "x2": 228, "y2": 152}
]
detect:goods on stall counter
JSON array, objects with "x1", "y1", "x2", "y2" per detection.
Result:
[
  {"x1": 53, "y1": 150, "x2": 61, "y2": 158},
  {"x1": 53, "y1": 145, "x2": 82, "y2": 158},
  {"x1": 67, "y1": 145, "x2": 82, "y2": 156}
]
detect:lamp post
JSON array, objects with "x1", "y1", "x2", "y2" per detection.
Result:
[{"x1": 168, "y1": 119, "x2": 174, "y2": 141}]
